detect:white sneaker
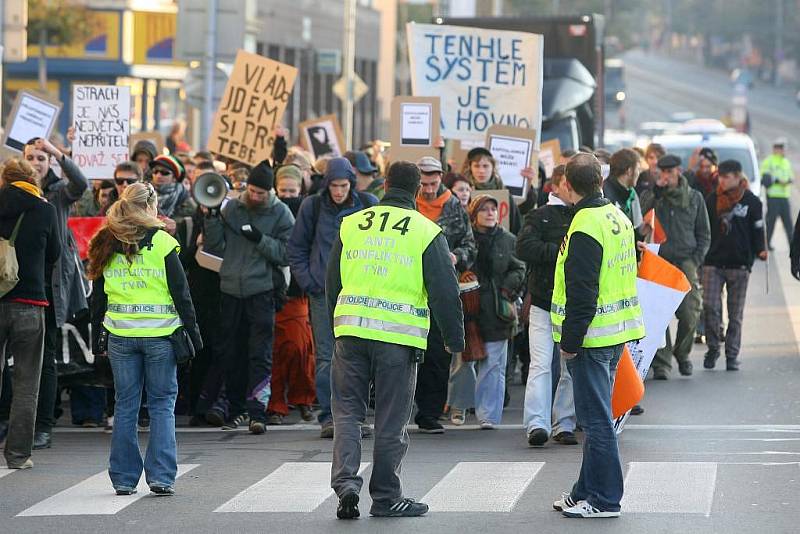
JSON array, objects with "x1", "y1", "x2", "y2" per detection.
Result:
[
  {"x1": 553, "y1": 491, "x2": 577, "y2": 511},
  {"x1": 450, "y1": 409, "x2": 465, "y2": 426},
  {"x1": 479, "y1": 421, "x2": 494, "y2": 430},
  {"x1": 562, "y1": 500, "x2": 620, "y2": 518}
]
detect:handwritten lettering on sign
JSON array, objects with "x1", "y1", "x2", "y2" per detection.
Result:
[
  {"x1": 72, "y1": 85, "x2": 131, "y2": 179},
  {"x1": 209, "y1": 50, "x2": 298, "y2": 166},
  {"x1": 407, "y1": 23, "x2": 543, "y2": 144}
]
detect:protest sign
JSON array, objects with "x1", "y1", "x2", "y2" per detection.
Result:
[
  {"x1": 72, "y1": 85, "x2": 131, "y2": 179},
  {"x1": 486, "y1": 124, "x2": 537, "y2": 197},
  {"x1": 612, "y1": 250, "x2": 690, "y2": 433},
  {"x1": 208, "y1": 50, "x2": 298, "y2": 166},
  {"x1": 390, "y1": 96, "x2": 440, "y2": 163},
  {"x1": 299, "y1": 114, "x2": 345, "y2": 159},
  {"x1": 478, "y1": 188, "x2": 511, "y2": 231},
  {"x1": 130, "y1": 131, "x2": 165, "y2": 156},
  {"x1": 447, "y1": 139, "x2": 470, "y2": 174},
  {"x1": 539, "y1": 138, "x2": 561, "y2": 178},
  {"x1": 407, "y1": 23, "x2": 543, "y2": 145},
  {"x1": 2, "y1": 91, "x2": 62, "y2": 153},
  {"x1": 67, "y1": 217, "x2": 106, "y2": 260}
]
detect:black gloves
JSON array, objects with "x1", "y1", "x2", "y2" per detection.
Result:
[{"x1": 241, "y1": 224, "x2": 263, "y2": 243}]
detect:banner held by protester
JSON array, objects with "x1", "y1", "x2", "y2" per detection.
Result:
[
  {"x1": 407, "y1": 23, "x2": 543, "y2": 145},
  {"x1": 72, "y1": 85, "x2": 131, "y2": 179},
  {"x1": 208, "y1": 50, "x2": 298, "y2": 166}
]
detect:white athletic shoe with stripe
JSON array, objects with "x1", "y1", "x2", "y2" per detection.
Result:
[{"x1": 561, "y1": 500, "x2": 621, "y2": 518}]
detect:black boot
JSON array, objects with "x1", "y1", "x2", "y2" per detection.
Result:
[{"x1": 33, "y1": 431, "x2": 52, "y2": 450}]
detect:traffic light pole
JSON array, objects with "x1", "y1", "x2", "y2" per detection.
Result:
[{"x1": 342, "y1": 0, "x2": 356, "y2": 150}]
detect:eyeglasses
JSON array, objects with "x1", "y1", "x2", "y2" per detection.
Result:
[
  {"x1": 115, "y1": 178, "x2": 139, "y2": 185},
  {"x1": 152, "y1": 168, "x2": 173, "y2": 177}
]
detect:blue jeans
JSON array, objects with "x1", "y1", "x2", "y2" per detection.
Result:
[
  {"x1": 474, "y1": 340, "x2": 508, "y2": 424},
  {"x1": 108, "y1": 335, "x2": 178, "y2": 491},
  {"x1": 308, "y1": 293, "x2": 333, "y2": 425},
  {"x1": 566, "y1": 344, "x2": 624, "y2": 512},
  {"x1": 523, "y1": 306, "x2": 576, "y2": 435}
]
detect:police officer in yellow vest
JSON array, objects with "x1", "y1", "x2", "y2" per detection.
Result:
[
  {"x1": 550, "y1": 154, "x2": 645, "y2": 519},
  {"x1": 762, "y1": 138, "x2": 795, "y2": 250},
  {"x1": 88, "y1": 183, "x2": 202, "y2": 496},
  {"x1": 325, "y1": 161, "x2": 464, "y2": 520}
]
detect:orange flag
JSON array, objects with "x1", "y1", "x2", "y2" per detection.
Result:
[
  {"x1": 644, "y1": 208, "x2": 667, "y2": 244},
  {"x1": 611, "y1": 346, "x2": 644, "y2": 418}
]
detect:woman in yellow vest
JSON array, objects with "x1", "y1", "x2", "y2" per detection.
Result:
[{"x1": 87, "y1": 182, "x2": 202, "y2": 496}]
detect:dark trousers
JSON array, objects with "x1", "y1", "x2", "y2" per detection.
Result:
[
  {"x1": 702, "y1": 266, "x2": 750, "y2": 361},
  {"x1": 653, "y1": 259, "x2": 701, "y2": 372},
  {"x1": 331, "y1": 336, "x2": 418, "y2": 504},
  {"x1": 35, "y1": 304, "x2": 58, "y2": 433},
  {"x1": 567, "y1": 344, "x2": 624, "y2": 512},
  {"x1": 414, "y1": 321, "x2": 449, "y2": 423},
  {"x1": 69, "y1": 385, "x2": 106, "y2": 424},
  {"x1": 0, "y1": 302, "x2": 46, "y2": 467},
  {"x1": 220, "y1": 292, "x2": 275, "y2": 423},
  {"x1": 766, "y1": 197, "x2": 793, "y2": 248}
]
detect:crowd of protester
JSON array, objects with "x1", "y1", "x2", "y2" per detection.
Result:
[{"x1": 0, "y1": 120, "x2": 778, "y2": 469}]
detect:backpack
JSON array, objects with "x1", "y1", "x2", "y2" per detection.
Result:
[{"x1": 0, "y1": 213, "x2": 24, "y2": 298}]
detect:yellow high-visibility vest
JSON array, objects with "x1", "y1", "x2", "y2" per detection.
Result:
[
  {"x1": 551, "y1": 202, "x2": 645, "y2": 348},
  {"x1": 103, "y1": 229, "x2": 182, "y2": 337},
  {"x1": 334, "y1": 205, "x2": 441, "y2": 349}
]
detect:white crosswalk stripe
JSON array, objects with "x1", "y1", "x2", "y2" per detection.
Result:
[
  {"x1": 621, "y1": 462, "x2": 718, "y2": 515},
  {"x1": 16, "y1": 464, "x2": 199, "y2": 517},
  {"x1": 214, "y1": 462, "x2": 370, "y2": 513},
  {"x1": 422, "y1": 462, "x2": 545, "y2": 512},
  {"x1": 0, "y1": 468, "x2": 18, "y2": 479}
]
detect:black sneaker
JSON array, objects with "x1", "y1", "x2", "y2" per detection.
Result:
[
  {"x1": 222, "y1": 414, "x2": 249, "y2": 430},
  {"x1": 320, "y1": 422, "x2": 335, "y2": 439},
  {"x1": 149, "y1": 485, "x2": 175, "y2": 496},
  {"x1": 630, "y1": 404, "x2": 645, "y2": 416},
  {"x1": 726, "y1": 359, "x2": 740, "y2": 371},
  {"x1": 337, "y1": 492, "x2": 360, "y2": 519},
  {"x1": 527, "y1": 427, "x2": 548, "y2": 447},
  {"x1": 652, "y1": 368, "x2": 669, "y2": 380},
  {"x1": 704, "y1": 351, "x2": 720, "y2": 369},
  {"x1": 299, "y1": 405, "x2": 314, "y2": 422},
  {"x1": 115, "y1": 487, "x2": 137, "y2": 496},
  {"x1": 678, "y1": 360, "x2": 693, "y2": 376},
  {"x1": 552, "y1": 431, "x2": 578, "y2": 445},
  {"x1": 370, "y1": 498, "x2": 429, "y2": 517},
  {"x1": 205, "y1": 408, "x2": 225, "y2": 427},
  {"x1": 416, "y1": 418, "x2": 444, "y2": 434}
]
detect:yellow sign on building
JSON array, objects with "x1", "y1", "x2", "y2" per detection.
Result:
[{"x1": 133, "y1": 12, "x2": 180, "y2": 65}]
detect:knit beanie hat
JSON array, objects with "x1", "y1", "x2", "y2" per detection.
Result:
[
  {"x1": 150, "y1": 154, "x2": 185, "y2": 181},
  {"x1": 467, "y1": 194, "x2": 498, "y2": 224},
  {"x1": 247, "y1": 159, "x2": 275, "y2": 191},
  {"x1": 276, "y1": 164, "x2": 303, "y2": 186}
]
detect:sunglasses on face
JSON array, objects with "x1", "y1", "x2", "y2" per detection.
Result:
[
  {"x1": 115, "y1": 178, "x2": 139, "y2": 185},
  {"x1": 152, "y1": 168, "x2": 173, "y2": 177}
]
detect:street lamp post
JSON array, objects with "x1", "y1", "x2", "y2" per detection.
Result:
[{"x1": 342, "y1": 0, "x2": 356, "y2": 150}]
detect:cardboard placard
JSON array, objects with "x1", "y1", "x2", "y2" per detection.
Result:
[
  {"x1": 389, "y1": 96, "x2": 440, "y2": 163},
  {"x1": 477, "y1": 188, "x2": 511, "y2": 231},
  {"x1": 486, "y1": 124, "x2": 537, "y2": 197},
  {"x1": 2, "y1": 90, "x2": 62, "y2": 153},
  {"x1": 130, "y1": 131, "x2": 165, "y2": 156},
  {"x1": 407, "y1": 23, "x2": 543, "y2": 145},
  {"x1": 448, "y1": 139, "x2": 470, "y2": 174},
  {"x1": 208, "y1": 50, "x2": 298, "y2": 166},
  {"x1": 539, "y1": 138, "x2": 562, "y2": 178},
  {"x1": 298, "y1": 114, "x2": 346, "y2": 159},
  {"x1": 72, "y1": 85, "x2": 131, "y2": 179}
]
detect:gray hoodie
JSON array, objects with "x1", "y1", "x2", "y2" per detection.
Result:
[{"x1": 204, "y1": 191, "x2": 295, "y2": 298}]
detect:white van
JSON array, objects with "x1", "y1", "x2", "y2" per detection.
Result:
[{"x1": 652, "y1": 131, "x2": 760, "y2": 197}]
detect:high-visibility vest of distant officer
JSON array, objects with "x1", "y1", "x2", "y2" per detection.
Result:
[
  {"x1": 551, "y1": 202, "x2": 645, "y2": 347},
  {"x1": 762, "y1": 148, "x2": 794, "y2": 199},
  {"x1": 333, "y1": 205, "x2": 441, "y2": 350}
]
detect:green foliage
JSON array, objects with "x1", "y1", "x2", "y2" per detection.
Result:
[{"x1": 28, "y1": 0, "x2": 94, "y2": 46}]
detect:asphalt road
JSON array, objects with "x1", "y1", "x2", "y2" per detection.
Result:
[{"x1": 3, "y1": 52, "x2": 800, "y2": 533}]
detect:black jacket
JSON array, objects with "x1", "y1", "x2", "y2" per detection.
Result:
[
  {"x1": 326, "y1": 187, "x2": 466, "y2": 352},
  {"x1": 560, "y1": 193, "x2": 627, "y2": 354},
  {"x1": 515, "y1": 198, "x2": 572, "y2": 311},
  {"x1": 704, "y1": 189, "x2": 765, "y2": 269},
  {"x1": 0, "y1": 184, "x2": 61, "y2": 303},
  {"x1": 91, "y1": 228, "x2": 203, "y2": 353}
]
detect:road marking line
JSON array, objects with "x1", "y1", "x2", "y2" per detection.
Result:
[
  {"x1": 16, "y1": 464, "x2": 198, "y2": 517},
  {"x1": 422, "y1": 462, "x2": 544, "y2": 512},
  {"x1": 214, "y1": 462, "x2": 369, "y2": 513},
  {"x1": 0, "y1": 468, "x2": 17, "y2": 479},
  {"x1": 621, "y1": 462, "x2": 717, "y2": 515}
]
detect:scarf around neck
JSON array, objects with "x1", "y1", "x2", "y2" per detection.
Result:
[
  {"x1": 474, "y1": 174, "x2": 504, "y2": 191},
  {"x1": 417, "y1": 188, "x2": 451, "y2": 222},
  {"x1": 716, "y1": 178, "x2": 748, "y2": 218},
  {"x1": 156, "y1": 182, "x2": 187, "y2": 218},
  {"x1": 658, "y1": 176, "x2": 690, "y2": 209},
  {"x1": 11, "y1": 180, "x2": 42, "y2": 198}
]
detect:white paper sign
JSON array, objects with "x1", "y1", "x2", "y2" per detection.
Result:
[
  {"x1": 407, "y1": 23, "x2": 543, "y2": 144},
  {"x1": 3, "y1": 92, "x2": 61, "y2": 152},
  {"x1": 400, "y1": 103, "x2": 432, "y2": 146},
  {"x1": 72, "y1": 85, "x2": 131, "y2": 179},
  {"x1": 488, "y1": 135, "x2": 533, "y2": 190}
]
